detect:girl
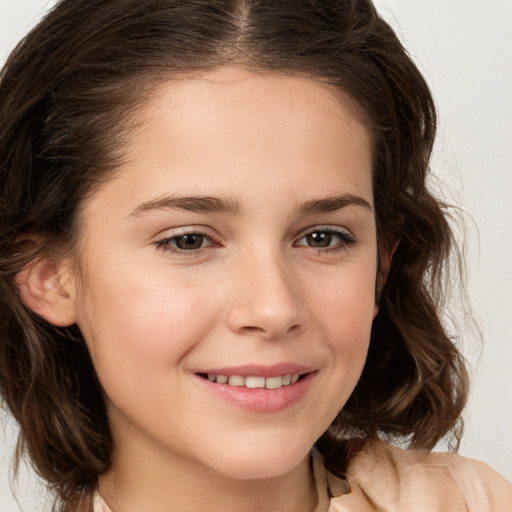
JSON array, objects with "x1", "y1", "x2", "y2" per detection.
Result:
[{"x1": 0, "y1": 1, "x2": 510, "y2": 511}]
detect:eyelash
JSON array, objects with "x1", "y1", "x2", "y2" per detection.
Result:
[{"x1": 154, "y1": 227, "x2": 358, "y2": 256}]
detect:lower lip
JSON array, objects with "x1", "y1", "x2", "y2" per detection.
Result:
[{"x1": 195, "y1": 372, "x2": 316, "y2": 413}]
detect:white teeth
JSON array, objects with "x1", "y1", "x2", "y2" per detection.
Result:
[
  {"x1": 228, "y1": 375, "x2": 244, "y2": 386},
  {"x1": 245, "y1": 376, "x2": 266, "y2": 389},
  {"x1": 205, "y1": 372, "x2": 303, "y2": 388},
  {"x1": 265, "y1": 376, "x2": 284, "y2": 389}
]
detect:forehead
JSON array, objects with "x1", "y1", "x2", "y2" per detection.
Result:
[
  {"x1": 80, "y1": 67, "x2": 373, "y2": 222},
  {"x1": 137, "y1": 67, "x2": 369, "y2": 148}
]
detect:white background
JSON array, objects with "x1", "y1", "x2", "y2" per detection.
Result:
[{"x1": 1, "y1": 0, "x2": 511, "y2": 510}]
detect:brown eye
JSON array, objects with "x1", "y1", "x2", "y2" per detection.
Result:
[
  {"x1": 305, "y1": 231, "x2": 333, "y2": 248},
  {"x1": 174, "y1": 234, "x2": 206, "y2": 250},
  {"x1": 155, "y1": 232, "x2": 215, "y2": 253},
  {"x1": 295, "y1": 228, "x2": 357, "y2": 252}
]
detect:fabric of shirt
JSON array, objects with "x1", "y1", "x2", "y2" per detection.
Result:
[{"x1": 93, "y1": 440, "x2": 512, "y2": 512}]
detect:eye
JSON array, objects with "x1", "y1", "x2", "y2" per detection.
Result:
[
  {"x1": 155, "y1": 231, "x2": 217, "y2": 253},
  {"x1": 295, "y1": 228, "x2": 357, "y2": 251}
]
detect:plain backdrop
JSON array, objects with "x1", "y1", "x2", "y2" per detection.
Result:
[{"x1": 1, "y1": 0, "x2": 511, "y2": 510}]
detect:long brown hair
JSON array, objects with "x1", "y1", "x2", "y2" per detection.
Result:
[{"x1": 0, "y1": 0, "x2": 468, "y2": 509}]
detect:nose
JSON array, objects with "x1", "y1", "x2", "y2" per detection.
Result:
[{"x1": 226, "y1": 249, "x2": 304, "y2": 340}]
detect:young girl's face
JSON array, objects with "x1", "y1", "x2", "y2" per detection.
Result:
[{"x1": 70, "y1": 67, "x2": 378, "y2": 481}]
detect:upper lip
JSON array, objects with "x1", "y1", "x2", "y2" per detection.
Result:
[{"x1": 195, "y1": 363, "x2": 316, "y2": 378}]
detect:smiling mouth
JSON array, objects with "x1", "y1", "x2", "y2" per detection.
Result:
[{"x1": 197, "y1": 373, "x2": 308, "y2": 389}]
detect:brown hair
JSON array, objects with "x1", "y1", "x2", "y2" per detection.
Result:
[{"x1": 0, "y1": 0, "x2": 468, "y2": 509}]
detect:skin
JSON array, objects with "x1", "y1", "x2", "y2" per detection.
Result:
[{"x1": 47, "y1": 68, "x2": 381, "y2": 511}]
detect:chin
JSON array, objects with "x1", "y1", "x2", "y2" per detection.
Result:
[{"x1": 203, "y1": 437, "x2": 313, "y2": 481}]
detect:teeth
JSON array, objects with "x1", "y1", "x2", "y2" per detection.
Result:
[
  {"x1": 245, "y1": 376, "x2": 266, "y2": 389},
  {"x1": 228, "y1": 375, "x2": 244, "y2": 386},
  {"x1": 206, "y1": 373, "x2": 303, "y2": 388},
  {"x1": 265, "y1": 376, "x2": 284, "y2": 389}
]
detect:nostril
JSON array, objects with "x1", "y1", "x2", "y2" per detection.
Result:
[
  {"x1": 241, "y1": 326, "x2": 265, "y2": 333},
  {"x1": 240, "y1": 323, "x2": 301, "y2": 336}
]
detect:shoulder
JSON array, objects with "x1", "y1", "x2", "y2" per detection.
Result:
[{"x1": 328, "y1": 440, "x2": 512, "y2": 512}]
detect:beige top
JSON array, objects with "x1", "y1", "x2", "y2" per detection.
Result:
[{"x1": 93, "y1": 441, "x2": 512, "y2": 512}]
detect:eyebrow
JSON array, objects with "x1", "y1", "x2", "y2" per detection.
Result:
[
  {"x1": 297, "y1": 194, "x2": 373, "y2": 214},
  {"x1": 129, "y1": 195, "x2": 241, "y2": 217},
  {"x1": 128, "y1": 193, "x2": 372, "y2": 218}
]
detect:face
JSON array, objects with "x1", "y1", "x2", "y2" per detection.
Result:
[{"x1": 71, "y1": 68, "x2": 377, "y2": 482}]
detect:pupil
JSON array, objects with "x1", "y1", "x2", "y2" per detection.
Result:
[
  {"x1": 176, "y1": 234, "x2": 203, "y2": 250},
  {"x1": 307, "y1": 232, "x2": 331, "y2": 248}
]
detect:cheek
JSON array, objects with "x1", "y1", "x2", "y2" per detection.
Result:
[
  {"x1": 310, "y1": 262, "x2": 377, "y2": 336},
  {"x1": 324, "y1": 298, "x2": 373, "y2": 379},
  {"x1": 306, "y1": 264, "x2": 376, "y2": 393},
  {"x1": 75, "y1": 261, "x2": 218, "y2": 385}
]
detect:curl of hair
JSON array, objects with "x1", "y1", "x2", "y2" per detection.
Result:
[{"x1": 0, "y1": 0, "x2": 468, "y2": 508}]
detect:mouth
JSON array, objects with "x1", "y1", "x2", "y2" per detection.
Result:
[
  {"x1": 193, "y1": 364, "x2": 316, "y2": 412},
  {"x1": 197, "y1": 372, "x2": 307, "y2": 389}
]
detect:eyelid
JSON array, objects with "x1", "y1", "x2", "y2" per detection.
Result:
[{"x1": 154, "y1": 225, "x2": 216, "y2": 238}]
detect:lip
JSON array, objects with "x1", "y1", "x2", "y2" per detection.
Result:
[{"x1": 193, "y1": 364, "x2": 317, "y2": 413}]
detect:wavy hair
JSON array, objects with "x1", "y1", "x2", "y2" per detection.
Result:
[{"x1": 0, "y1": 0, "x2": 468, "y2": 509}]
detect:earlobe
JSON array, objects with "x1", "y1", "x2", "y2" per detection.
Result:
[{"x1": 16, "y1": 256, "x2": 77, "y2": 327}]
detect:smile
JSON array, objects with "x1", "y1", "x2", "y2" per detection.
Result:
[
  {"x1": 202, "y1": 373, "x2": 302, "y2": 389},
  {"x1": 196, "y1": 369, "x2": 315, "y2": 413}
]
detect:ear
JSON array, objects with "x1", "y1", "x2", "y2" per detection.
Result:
[
  {"x1": 374, "y1": 239, "x2": 400, "y2": 317},
  {"x1": 16, "y1": 254, "x2": 77, "y2": 327}
]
